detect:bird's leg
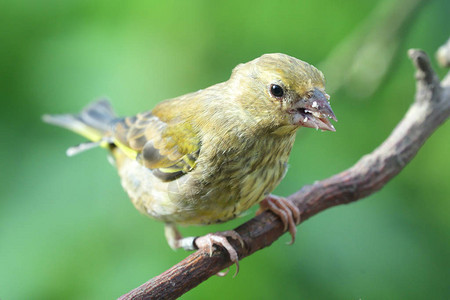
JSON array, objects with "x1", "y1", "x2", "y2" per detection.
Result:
[
  {"x1": 164, "y1": 223, "x2": 244, "y2": 276},
  {"x1": 164, "y1": 223, "x2": 197, "y2": 250},
  {"x1": 256, "y1": 194, "x2": 301, "y2": 244}
]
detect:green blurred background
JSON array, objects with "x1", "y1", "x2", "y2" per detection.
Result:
[{"x1": 1, "y1": 0, "x2": 449, "y2": 299}]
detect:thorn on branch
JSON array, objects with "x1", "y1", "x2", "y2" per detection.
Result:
[
  {"x1": 408, "y1": 49, "x2": 443, "y2": 105},
  {"x1": 408, "y1": 49, "x2": 436, "y2": 85}
]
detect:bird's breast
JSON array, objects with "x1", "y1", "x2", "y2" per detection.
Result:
[{"x1": 177, "y1": 132, "x2": 296, "y2": 224}]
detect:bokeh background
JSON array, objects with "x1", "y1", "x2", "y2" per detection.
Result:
[{"x1": 1, "y1": 0, "x2": 449, "y2": 299}]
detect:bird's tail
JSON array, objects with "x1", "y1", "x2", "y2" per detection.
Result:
[{"x1": 43, "y1": 99, "x2": 117, "y2": 156}]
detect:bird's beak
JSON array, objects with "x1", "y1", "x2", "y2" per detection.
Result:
[{"x1": 290, "y1": 88, "x2": 337, "y2": 131}]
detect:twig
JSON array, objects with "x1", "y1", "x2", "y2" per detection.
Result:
[{"x1": 119, "y1": 45, "x2": 450, "y2": 300}]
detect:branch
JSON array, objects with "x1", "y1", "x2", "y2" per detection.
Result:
[{"x1": 119, "y1": 46, "x2": 450, "y2": 300}]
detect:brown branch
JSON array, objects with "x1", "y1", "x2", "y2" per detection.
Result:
[{"x1": 119, "y1": 46, "x2": 450, "y2": 300}]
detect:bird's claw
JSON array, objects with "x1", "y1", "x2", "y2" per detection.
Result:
[
  {"x1": 194, "y1": 230, "x2": 244, "y2": 277},
  {"x1": 257, "y1": 195, "x2": 301, "y2": 244}
]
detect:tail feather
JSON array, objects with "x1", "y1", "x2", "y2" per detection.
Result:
[
  {"x1": 79, "y1": 99, "x2": 117, "y2": 133},
  {"x1": 43, "y1": 99, "x2": 117, "y2": 149}
]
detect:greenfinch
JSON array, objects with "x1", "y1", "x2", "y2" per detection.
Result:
[{"x1": 43, "y1": 53, "x2": 336, "y2": 270}]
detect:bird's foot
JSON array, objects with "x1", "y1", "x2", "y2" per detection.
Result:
[
  {"x1": 257, "y1": 194, "x2": 301, "y2": 244},
  {"x1": 194, "y1": 231, "x2": 244, "y2": 277},
  {"x1": 164, "y1": 224, "x2": 244, "y2": 276}
]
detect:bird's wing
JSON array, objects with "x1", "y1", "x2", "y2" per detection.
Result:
[{"x1": 112, "y1": 110, "x2": 200, "y2": 182}]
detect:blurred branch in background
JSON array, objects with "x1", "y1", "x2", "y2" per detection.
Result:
[
  {"x1": 319, "y1": 0, "x2": 425, "y2": 98},
  {"x1": 119, "y1": 40, "x2": 450, "y2": 300}
]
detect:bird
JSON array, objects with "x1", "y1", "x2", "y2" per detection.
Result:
[{"x1": 43, "y1": 53, "x2": 337, "y2": 273}]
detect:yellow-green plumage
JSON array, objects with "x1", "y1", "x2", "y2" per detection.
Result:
[{"x1": 44, "y1": 53, "x2": 336, "y2": 236}]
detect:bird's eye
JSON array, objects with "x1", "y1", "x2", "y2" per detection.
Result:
[{"x1": 270, "y1": 84, "x2": 284, "y2": 98}]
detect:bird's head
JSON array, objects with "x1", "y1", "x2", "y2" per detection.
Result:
[{"x1": 230, "y1": 53, "x2": 337, "y2": 132}]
